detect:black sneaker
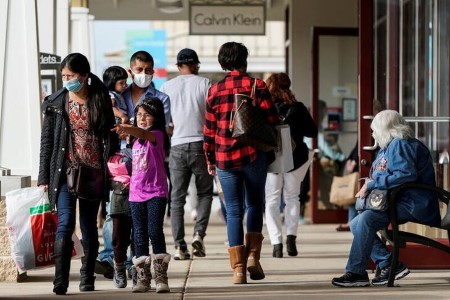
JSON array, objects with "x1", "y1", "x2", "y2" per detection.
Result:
[
  {"x1": 286, "y1": 235, "x2": 298, "y2": 256},
  {"x1": 272, "y1": 244, "x2": 283, "y2": 258},
  {"x1": 332, "y1": 272, "x2": 370, "y2": 287},
  {"x1": 371, "y1": 262, "x2": 410, "y2": 286},
  {"x1": 94, "y1": 259, "x2": 114, "y2": 279}
]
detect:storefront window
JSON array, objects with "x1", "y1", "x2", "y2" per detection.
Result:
[
  {"x1": 373, "y1": 0, "x2": 450, "y2": 188},
  {"x1": 437, "y1": 0, "x2": 450, "y2": 150}
]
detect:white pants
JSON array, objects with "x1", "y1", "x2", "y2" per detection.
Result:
[{"x1": 265, "y1": 161, "x2": 311, "y2": 245}]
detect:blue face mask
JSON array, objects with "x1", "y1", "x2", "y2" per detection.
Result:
[{"x1": 63, "y1": 77, "x2": 84, "y2": 92}]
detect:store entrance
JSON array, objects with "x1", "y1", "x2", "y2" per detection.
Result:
[{"x1": 310, "y1": 26, "x2": 358, "y2": 224}]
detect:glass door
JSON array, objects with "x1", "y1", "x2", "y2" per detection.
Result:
[{"x1": 310, "y1": 27, "x2": 358, "y2": 224}]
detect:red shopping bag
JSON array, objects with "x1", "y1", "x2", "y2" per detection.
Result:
[
  {"x1": 30, "y1": 206, "x2": 81, "y2": 267},
  {"x1": 30, "y1": 207, "x2": 58, "y2": 267}
]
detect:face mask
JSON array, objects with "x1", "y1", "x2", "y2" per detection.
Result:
[
  {"x1": 132, "y1": 73, "x2": 153, "y2": 88},
  {"x1": 63, "y1": 77, "x2": 84, "y2": 92}
]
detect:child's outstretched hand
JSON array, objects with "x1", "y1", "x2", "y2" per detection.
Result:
[{"x1": 112, "y1": 123, "x2": 132, "y2": 139}]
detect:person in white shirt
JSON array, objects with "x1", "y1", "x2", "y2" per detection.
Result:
[{"x1": 160, "y1": 48, "x2": 214, "y2": 260}]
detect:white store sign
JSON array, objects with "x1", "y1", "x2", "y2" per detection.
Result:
[{"x1": 189, "y1": 4, "x2": 265, "y2": 35}]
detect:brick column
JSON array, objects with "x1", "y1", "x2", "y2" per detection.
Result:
[{"x1": 0, "y1": 196, "x2": 17, "y2": 281}]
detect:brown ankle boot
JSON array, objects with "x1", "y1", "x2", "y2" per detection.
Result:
[
  {"x1": 228, "y1": 245, "x2": 247, "y2": 284},
  {"x1": 245, "y1": 232, "x2": 265, "y2": 280}
]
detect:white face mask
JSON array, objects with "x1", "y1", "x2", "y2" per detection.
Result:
[{"x1": 132, "y1": 73, "x2": 153, "y2": 88}]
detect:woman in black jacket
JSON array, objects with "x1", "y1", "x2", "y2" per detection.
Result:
[
  {"x1": 264, "y1": 73, "x2": 318, "y2": 258},
  {"x1": 38, "y1": 53, "x2": 118, "y2": 295}
]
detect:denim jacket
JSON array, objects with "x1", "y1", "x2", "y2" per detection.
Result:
[{"x1": 367, "y1": 138, "x2": 440, "y2": 226}]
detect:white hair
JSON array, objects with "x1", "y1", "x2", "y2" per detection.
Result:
[{"x1": 370, "y1": 110, "x2": 414, "y2": 148}]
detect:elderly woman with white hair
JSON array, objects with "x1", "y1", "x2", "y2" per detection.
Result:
[{"x1": 332, "y1": 110, "x2": 440, "y2": 287}]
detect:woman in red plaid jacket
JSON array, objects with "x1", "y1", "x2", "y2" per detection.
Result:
[{"x1": 203, "y1": 42, "x2": 278, "y2": 284}]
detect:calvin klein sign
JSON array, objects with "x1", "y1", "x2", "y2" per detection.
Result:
[{"x1": 189, "y1": 4, "x2": 265, "y2": 35}]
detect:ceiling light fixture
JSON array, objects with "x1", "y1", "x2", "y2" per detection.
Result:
[{"x1": 155, "y1": 0, "x2": 184, "y2": 14}]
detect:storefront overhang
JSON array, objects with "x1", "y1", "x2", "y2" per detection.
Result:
[{"x1": 88, "y1": 0, "x2": 284, "y2": 22}]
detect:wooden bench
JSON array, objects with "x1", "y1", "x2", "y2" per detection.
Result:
[{"x1": 381, "y1": 182, "x2": 450, "y2": 287}]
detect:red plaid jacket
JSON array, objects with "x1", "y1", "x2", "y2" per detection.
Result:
[{"x1": 203, "y1": 71, "x2": 278, "y2": 170}]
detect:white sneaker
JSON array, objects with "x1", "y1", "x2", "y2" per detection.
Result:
[
  {"x1": 298, "y1": 217, "x2": 310, "y2": 225},
  {"x1": 191, "y1": 232, "x2": 206, "y2": 257},
  {"x1": 174, "y1": 246, "x2": 190, "y2": 260}
]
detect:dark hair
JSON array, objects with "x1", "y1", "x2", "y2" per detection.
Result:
[
  {"x1": 60, "y1": 52, "x2": 90, "y2": 76},
  {"x1": 60, "y1": 53, "x2": 114, "y2": 136},
  {"x1": 218, "y1": 42, "x2": 248, "y2": 71},
  {"x1": 103, "y1": 66, "x2": 128, "y2": 91},
  {"x1": 133, "y1": 97, "x2": 170, "y2": 154},
  {"x1": 130, "y1": 51, "x2": 154, "y2": 67},
  {"x1": 266, "y1": 73, "x2": 296, "y2": 105}
]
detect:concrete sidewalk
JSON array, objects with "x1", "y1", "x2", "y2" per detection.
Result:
[{"x1": 1, "y1": 216, "x2": 450, "y2": 299}]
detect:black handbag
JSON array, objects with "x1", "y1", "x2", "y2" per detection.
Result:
[
  {"x1": 67, "y1": 163, "x2": 104, "y2": 201},
  {"x1": 355, "y1": 189, "x2": 389, "y2": 211},
  {"x1": 229, "y1": 80, "x2": 278, "y2": 152},
  {"x1": 109, "y1": 181, "x2": 131, "y2": 217},
  {"x1": 66, "y1": 131, "x2": 104, "y2": 201}
]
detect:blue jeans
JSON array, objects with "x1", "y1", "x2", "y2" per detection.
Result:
[
  {"x1": 55, "y1": 183, "x2": 100, "y2": 243},
  {"x1": 216, "y1": 152, "x2": 268, "y2": 247},
  {"x1": 219, "y1": 195, "x2": 227, "y2": 223},
  {"x1": 98, "y1": 201, "x2": 114, "y2": 267},
  {"x1": 348, "y1": 204, "x2": 357, "y2": 222},
  {"x1": 169, "y1": 142, "x2": 214, "y2": 247},
  {"x1": 346, "y1": 207, "x2": 414, "y2": 274}
]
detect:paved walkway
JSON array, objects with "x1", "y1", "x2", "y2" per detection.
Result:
[{"x1": 1, "y1": 213, "x2": 450, "y2": 299}]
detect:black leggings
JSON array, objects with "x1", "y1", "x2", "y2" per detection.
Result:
[{"x1": 130, "y1": 197, "x2": 167, "y2": 257}]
